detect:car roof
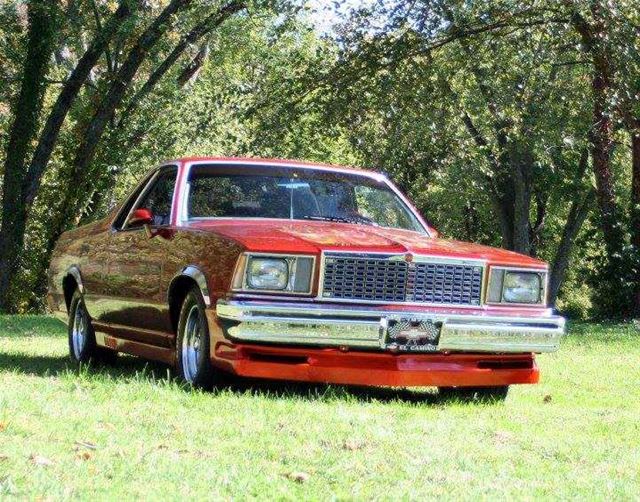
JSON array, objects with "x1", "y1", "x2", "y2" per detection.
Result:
[{"x1": 163, "y1": 156, "x2": 385, "y2": 180}]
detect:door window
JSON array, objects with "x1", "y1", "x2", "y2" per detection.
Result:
[
  {"x1": 128, "y1": 168, "x2": 178, "y2": 228},
  {"x1": 113, "y1": 170, "x2": 158, "y2": 229}
]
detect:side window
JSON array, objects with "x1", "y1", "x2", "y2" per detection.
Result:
[
  {"x1": 130, "y1": 168, "x2": 178, "y2": 227},
  {"x1": 113, "y1": 171, "x2": 157, "y2": 230}
]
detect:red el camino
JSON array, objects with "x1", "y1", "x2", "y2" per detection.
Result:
[{"x1": 47, "y1": 157, "x2": 564, "y2": 400}]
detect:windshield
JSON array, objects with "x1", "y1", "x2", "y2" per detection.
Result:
[{"x1": 186, "y1": 164, "x2": 425, "y2": 233}]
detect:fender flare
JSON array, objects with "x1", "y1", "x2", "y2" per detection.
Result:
[{"x1": 168, "y1": 265, "x2": 211, "y2": 306}]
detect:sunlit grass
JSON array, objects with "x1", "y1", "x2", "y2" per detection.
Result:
[{"x1": 1, "y1": 316, "x2": 639, "y2": 499}]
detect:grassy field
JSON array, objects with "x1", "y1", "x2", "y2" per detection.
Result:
[{"x1": 0, "y1": 316, "x2": 639, "y2": 500}]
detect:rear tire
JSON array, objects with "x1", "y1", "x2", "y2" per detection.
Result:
[
  {"x1": 176, "y1": 287, "x2": 217, "y2": 390},
  {"x1": 438, "y1": 385, "x2": 509, "y2": 403},
  {"x1": 68, "y1": 290, "x2": 117, "y2": 365}
]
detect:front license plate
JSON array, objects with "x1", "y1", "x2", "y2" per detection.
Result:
[{"x1": 381, "y1": 318, "x2": 441, "y2": 352}]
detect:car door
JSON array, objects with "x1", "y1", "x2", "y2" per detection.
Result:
[
  {"x1": 100, "y1": 166, "x2": 178, "y2": 334},
  {"x1": 83, "y1": 171, "x2": 156, "y2": 322}
]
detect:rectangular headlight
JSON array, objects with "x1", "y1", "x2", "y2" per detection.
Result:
[
  {"x1": 503, "y1": 272, "x2": 542, "y2": 303},
  {"x1": 247, "y1": 257, "x2": 288, "y2": 290},
  {"x1": 234, "y1": 254, "x2": 315, "y2": 294},
  {"x1": 487, "y1": 268, "x2": 546, "y2": 305}
]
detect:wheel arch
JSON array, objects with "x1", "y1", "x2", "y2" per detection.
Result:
[
  {"x1": 62, "y1": 266, "x2": 83, "y2": 313},
  {"x1": 168, "y1": 266, "x2": 211, "y2": 333}
]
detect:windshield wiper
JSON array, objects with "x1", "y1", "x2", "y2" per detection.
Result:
[{"x1": 302, "y1": 215, "x2": 376, "y2": 226}]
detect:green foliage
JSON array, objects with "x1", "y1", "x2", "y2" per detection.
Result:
[
  {"x1": 308, "y1": 0, "x2": 639, "y2": 318},
  {"x1": 0, "y1": 0, "x2": 639, "y2": 318}
]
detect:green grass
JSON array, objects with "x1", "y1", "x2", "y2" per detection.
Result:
[{"x1": 0, "y1": 316, "x2": 639, "y2": 500}]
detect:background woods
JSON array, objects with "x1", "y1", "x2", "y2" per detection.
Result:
[{"x1": 0, "y1": 0, "x2": 638, "y2": 319}]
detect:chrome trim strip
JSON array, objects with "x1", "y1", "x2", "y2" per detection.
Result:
[
  {"x1": 438, "y1": 320, "x2": 563, "y2": 353},
  {"x1": 217, "y1": 300, "x2": 557, "y2": 319},
  {"x1": 216, "y1": 300, "x2": 565, "y2": 353},
  {"x1": 169, "y1": 266, "x2": 211, "y2": 306},
  {"x1": 319, "y1": 249, "x2": 487, "y2": 264},
  {"x1": 225, "y1": 318, "x2": 381, "y2": 348}
]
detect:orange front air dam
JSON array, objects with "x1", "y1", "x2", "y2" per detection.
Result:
[{"x1": 213, "y1": 342, "x2": 539, "y2": 387}]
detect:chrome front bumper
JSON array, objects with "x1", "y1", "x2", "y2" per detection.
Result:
[{"x1": 216, "y1": 300, "x2": 565, "y2": 354}]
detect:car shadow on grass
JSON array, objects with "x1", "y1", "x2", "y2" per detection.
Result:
[
  {"x1": 0, "y1": 350, "x2": 169, "y2": 381},
  {"x1": 0, "y1": 351, "x2": 487, "y2": 406},
  {"x1": 223, "y1": 377, "x2": 444, "y2": 405}
]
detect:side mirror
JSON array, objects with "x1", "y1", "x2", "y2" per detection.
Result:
[{"x1": 128, "y1": 208, "x2": 153, "y2": 227}]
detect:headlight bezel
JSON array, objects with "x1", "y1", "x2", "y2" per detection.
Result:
[
  {"x1": 487, "y1": 267, "x2": 548, "y2": 306},
  {"x1": 232, "y1": 252, "x2": 316, "y2": 295}
]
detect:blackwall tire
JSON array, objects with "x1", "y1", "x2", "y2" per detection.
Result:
[{"x1": 176, "y1": 287, "x2": 217, "y2": 390}]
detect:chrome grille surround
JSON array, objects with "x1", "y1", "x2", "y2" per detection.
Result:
[{"x1": 320, "y1": 252, "x2": 485, "y2": 307}]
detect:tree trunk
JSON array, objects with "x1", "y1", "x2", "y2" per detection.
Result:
[
  {"x1": 0, "y1": 0, "x2": 59, "y2": 313},
  {"x1": 631, "y1": 131, "x2": 640, "y2": 317},
  {"x1": 459, "y1": 111, "x2": 514, "y2": 249},
  {"x1": 569, "y1": 2, "x2": 635, "y2": 316},
  {"x1": 462, "y1": 200, "x2": 479, "y2": 242},
  {"x1": 590, "y1": 71, "x2": 624, "y2": 257},
  {"x1": 529, "y1": 189, "x2": 548, "y2": 257},
  {"x1": 24, "y1": 0, "x2": 136, "y2": 210},
  {"x1": 571, "y1": 3, "x2": 626, "y2": 260},
  {"x1": 511, "y1": 147, "x2": 533, "y2": 254},
  {"x1": 549, "y1": 190, "x2": 595, "y2": 305}
]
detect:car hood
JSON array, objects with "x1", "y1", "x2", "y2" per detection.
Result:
[{"x1": 185, "y1": 219, "x2": 546, "y2": 267}]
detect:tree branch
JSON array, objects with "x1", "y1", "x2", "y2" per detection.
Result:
[
  {"x1": 117, "y1": 0, "x2": 246, "y2": 128},
  {"x1": 177, "y1": 42, "x2": 209, "y2": 88},
  {"x1": 90, "y1": 0, "x2": 115, "y2": 75},
  {"x1": 24, "y1": 0, "x2": 137, "y2": 209},
  {"x1": 49, "y1": 0, "x2": 197, "y2": 240}
]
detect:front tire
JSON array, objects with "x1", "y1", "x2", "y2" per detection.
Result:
[
  {"x1": 438, "y1": 385, "x2": 509, "y2": 403},
  {"x1": 68, "y1": 290, "x2": 117, "y2": 365},
  {"x1": 176, "y1": 288, "x2": 216, "y2": 389}
]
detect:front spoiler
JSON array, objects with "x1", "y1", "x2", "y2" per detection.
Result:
[
  {"x1": 216, "y1": 300, "x2": 565, "y2": 354},
  {"x1": 213, "y1": 342, "x2": 540, "y2": 387}
]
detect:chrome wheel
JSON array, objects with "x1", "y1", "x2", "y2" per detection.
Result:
[
  {"x1": 181, "y1": 305, "x2": 203, "y2": 383},
  {"x1": 68, "y1": 289, "x2": 115, "y2": 365},
  {"x1": 71, "y1": 300, "x2": 88, "y2": 359}
]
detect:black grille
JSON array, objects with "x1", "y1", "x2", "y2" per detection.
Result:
[{"x1": 322, "y1": 254, "x2": 483, "y2": 306}]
